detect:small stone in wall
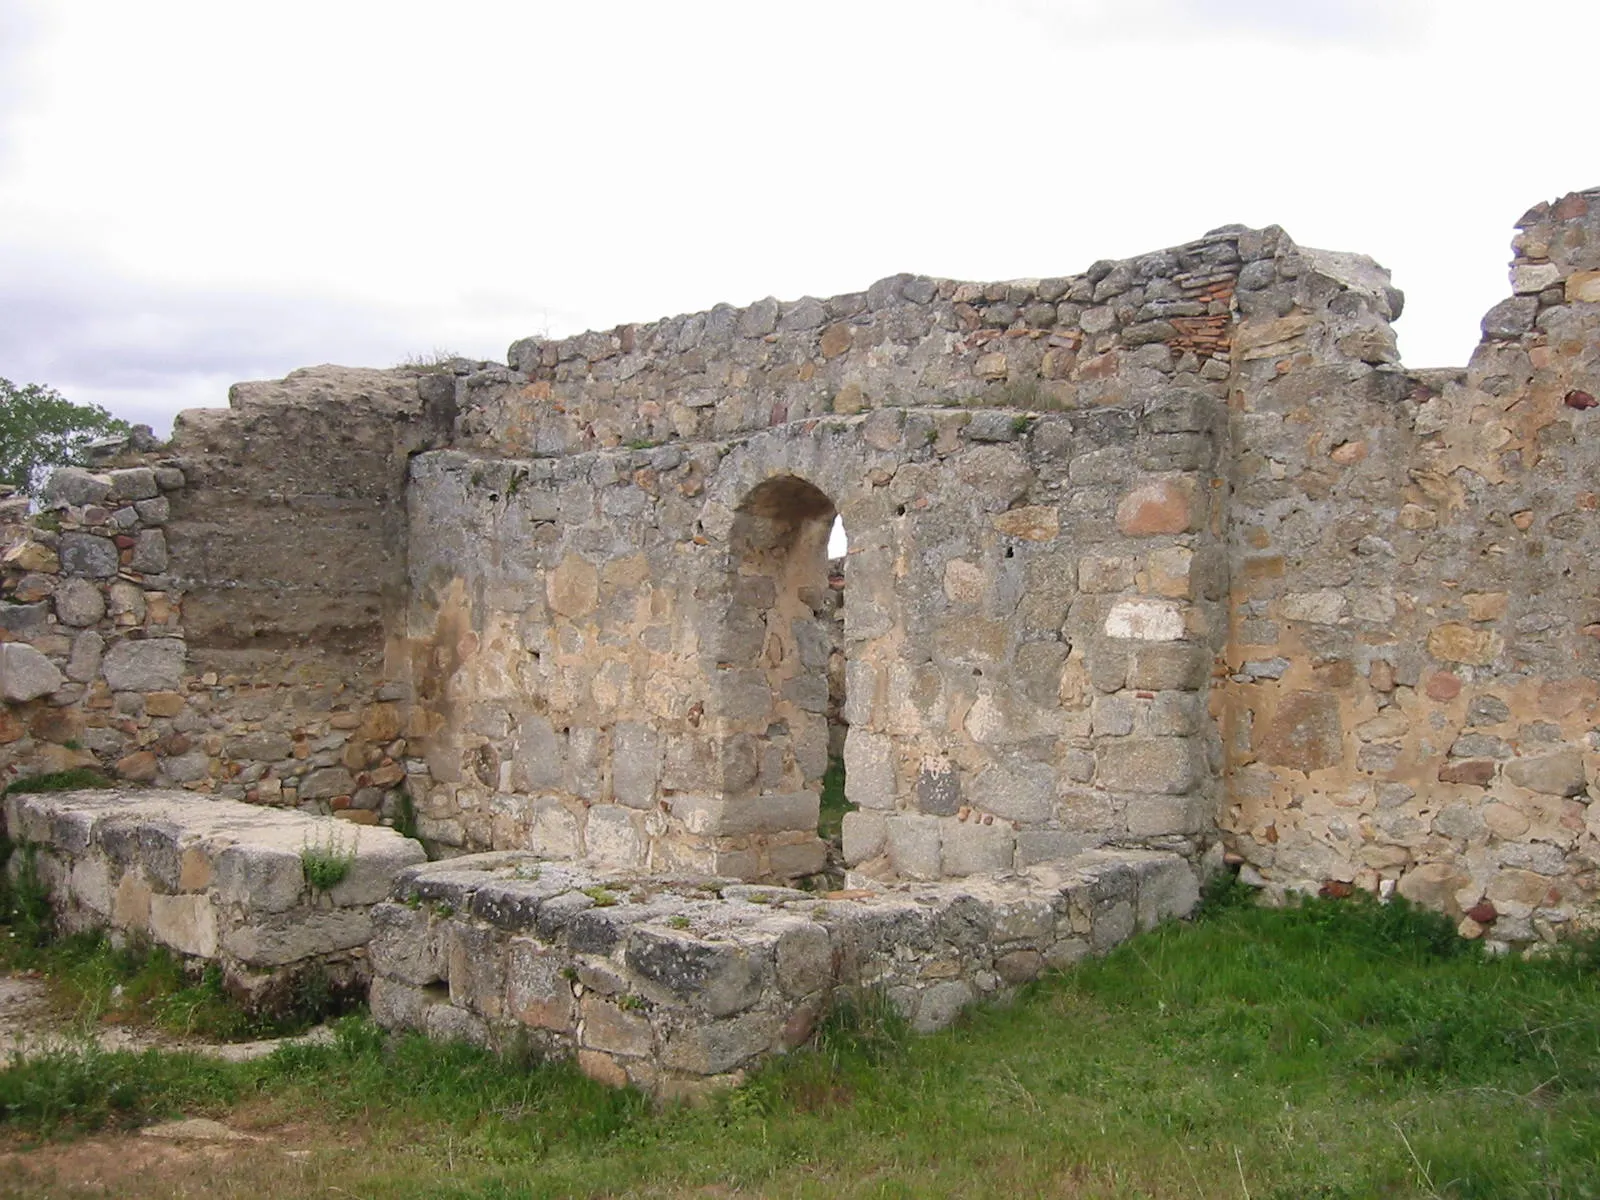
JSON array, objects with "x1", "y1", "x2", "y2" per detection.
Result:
[
  {"x1": 1424, "y1": 671, "x2": 1462, "y2": 701},
  {"x1": 1427, "y1": 624, "x2": 1502, "y2": 667}
]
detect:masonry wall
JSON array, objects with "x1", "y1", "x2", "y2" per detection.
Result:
[
  {"x1": 1219, "y1": 189, "x2": 1600, "y2": 949},
  {"x1": 400, "y1": 228, "x2": 1254, "y2": 882},
  {"x1": 6, "y1": 188, "x2": 1600, "y2": 947},
  {"x1": 1, "y1": 366, "x2": 453, "y2": 824}
]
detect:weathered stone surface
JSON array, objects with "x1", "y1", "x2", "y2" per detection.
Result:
[
  {"x1": 1504, "y1": 750, "x2": 1587, "y2": 797},
  {"x1": 1115, "y1": 476, "x2": 1194, "y2": 536},
  {"x1": 53, "y1": 577, "x2": 107, "y2": 627},
  {"x1": 1096, "y1": 739, "x2": 1195, "y2": 795},
  {"x1": 1427, "y1": 624, "x2": 1503, "y2": 666},
  {"x1": 1396, "y1": 863, "x2": 1470, "y2": 918},
  {"x1": 40, "y1": 467, "x2": 111, "y2": 508},
  {"x1": 0, "y1": 643, "x2": 64, "y2": 702},
  {"x1": 101, "y1": 638, "x2": 185, "y2": 692},
  {"x1": 56, "y1": 533, "x2": 119, "y2": 579}
]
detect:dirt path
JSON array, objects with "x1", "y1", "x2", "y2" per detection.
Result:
[{"x1": 0, "y1": 972, "x2": 348, "y2": 1198}]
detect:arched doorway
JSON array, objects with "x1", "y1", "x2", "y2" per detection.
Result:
[{"x1": 712, "y1": 475, "x2": 852, "y2": 882}]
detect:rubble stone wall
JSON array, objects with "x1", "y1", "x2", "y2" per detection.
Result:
[
  {"x1": 5, "y1": 187, "x2": 1600, "y2": 951},
  {"x1": 1, "y1": 367, "x2": 452, "y2": 823},
  {"x1": 1219, "y1": 190, "x2": 1600, "y2": 950},
  {"x1": 402, "y1": 214, "x2": 1247, "y2": 881}
]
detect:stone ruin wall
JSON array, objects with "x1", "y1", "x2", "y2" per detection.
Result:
[
  {"x1": 1, "y1": 368, "x2": 453, "y2": 829},
  {"x1": 2, "y1": 187, "x2": 1599, "y2": 952},
  {"x1": 402, "y1": 226, "x2": 1243, "y2": 884}
]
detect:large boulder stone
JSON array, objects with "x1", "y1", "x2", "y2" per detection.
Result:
[
  {"x1": 1504, "y1": 749, "x2": 1588, "y2": 797},
  {"x1": 39, "y1": 467, "x2": 111, "y2": 508},
  {"x1": 102, "y1": 638, "x2": 186, "y2": 692}
]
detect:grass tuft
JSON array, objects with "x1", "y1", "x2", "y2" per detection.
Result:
[{"x1": 3, "y1": 768, "x2": 114, "y2": 796}]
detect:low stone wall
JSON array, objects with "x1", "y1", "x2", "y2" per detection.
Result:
[
  {"x1": 5, "y1": 787, "x2": 426, "y2": 1005},
  {"x1": 368, "y1": 848, "x2": 1199, "y2": 1097}
]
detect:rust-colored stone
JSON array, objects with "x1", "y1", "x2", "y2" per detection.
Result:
[
  {"x1": 116, "y1": 750, "x2": 159, "y2": 782},
  {"x1": 1116, "y1": 477, "x2": 1195, "y2": 536},
  {"x1": 1254, "y1": 691, "x2": 1343, "y2": 774},
  {"x1": 1424, "y1": 671, "x2": 1462, "y2": 702}
]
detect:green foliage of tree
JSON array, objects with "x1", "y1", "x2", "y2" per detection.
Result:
[{"x1": 0, "y1": 378, "x2": 130, "y2": 494}]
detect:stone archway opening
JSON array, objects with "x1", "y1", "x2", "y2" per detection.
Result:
[{"x1": 724, "y1": 476, "x2": 854, "y2": 882}]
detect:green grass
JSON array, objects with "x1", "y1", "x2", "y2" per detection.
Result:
[
  {"x1": 817, "y1": 753, "x2": 853, "y2": 845},
  {"x1": 2, "y1": 768, "x2": 114, "y2": 796},
  {"x1": 4, "y1": 888, "x2": 1600, "y2": 1197}
]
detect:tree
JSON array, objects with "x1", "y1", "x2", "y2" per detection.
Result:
[{"x1": 0, "y1": 378, "x2": 131, "y2": 494}]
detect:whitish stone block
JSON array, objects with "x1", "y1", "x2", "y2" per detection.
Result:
[
  {"x1": 843, "y1": 728, "x2": 895, "y2": 810},
  {"x1": 940, "y1": 820, "x2": 1015, "y2": 876},
  {"x1": 971, "y1": 760, "x2": 1054, "y2": 822},
  {"x1": 1511, "y1": 262, "x2": 1560, "y2": 294},
  {"x1": 1103, "y1": 599, "x2": 1184, "y2": 641},
  {"x1": 585, "y1": 806, "x2": 644, "y2": 865},
  {"x1": 885, "y1": 814, "x2": 942, "y2": 879},
  {"x1": 841, "y1": 810, "x2": 887, "y2": 865},
  {"x1": 149, "y1": 893, "x2": 220, "y2": 958}
]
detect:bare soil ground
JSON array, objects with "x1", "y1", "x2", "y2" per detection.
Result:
[{"x1": 0, "y1": 972, "x2": 340, "y2": 1199}]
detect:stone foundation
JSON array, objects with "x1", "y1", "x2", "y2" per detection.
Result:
[
  {"x1": 5, "y1": 787, "x2": 426, "y2": 1006},
  {"x1": 368, "y1": 848, "x2": 1199, "y2": 1096}
]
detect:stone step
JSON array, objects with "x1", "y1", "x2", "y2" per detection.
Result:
[
  {"x1": 4, "y1": 787, "x2": 426, "y2": 1002},
  {"x1": 369, "y1": 848, "x2": 1201, "y2": 1099}
]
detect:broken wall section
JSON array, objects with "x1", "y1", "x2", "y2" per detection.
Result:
[
  {"x1": 462, "y1": 231, "x2": 1245, "y2": 457},
  {"x1": 2, "y1": 366, "x2": 454, "y2": 830},
  {"x1": 1221, "y1": 189, "x2": 1600, "y2": 950}
]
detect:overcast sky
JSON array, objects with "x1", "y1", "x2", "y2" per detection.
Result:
[{"x1": 2, "y1": 0, "x2": 1596, "y2": 437}]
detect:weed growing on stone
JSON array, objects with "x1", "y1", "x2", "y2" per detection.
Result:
[
  {"x1": 666, "y1": 915, "x2": 690, "y2": 931},
  {"x1": 397, "y1": 349, "x2": 463, "y2": 374},
  {"x1": 580, "y1": 885, "x2": 619, "y2": 908},
  {"x1": 300, "y1": 827, "x2": 356, "y2": 894}
]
